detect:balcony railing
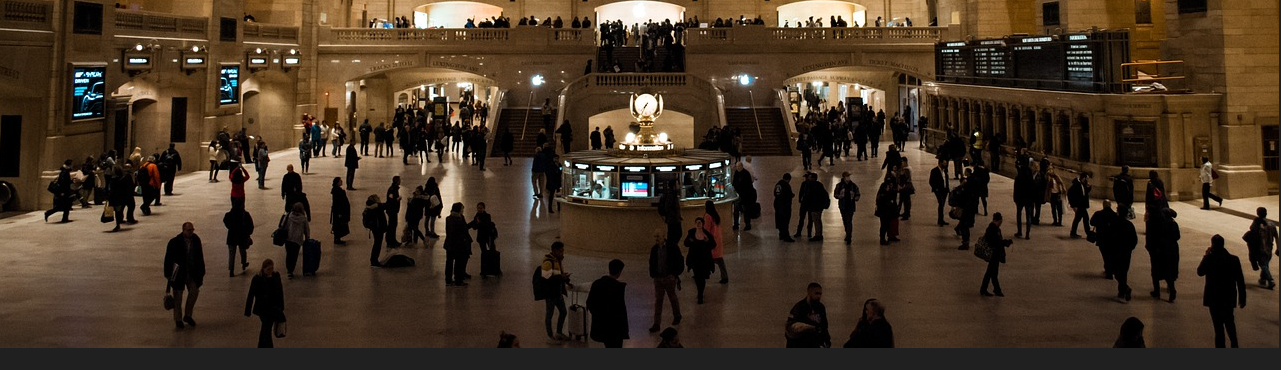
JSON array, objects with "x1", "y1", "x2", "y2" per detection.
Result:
[
  {"x1": 244, "y1": 23, "x2": 300, "y2": 44},
  {"x1": 687, "y1": 26, "x2": 945, "y2": 46},
  {"x1": 323, "y1": 26, "x2": 595, "y2": 47},
  {"x1": 115, "y1": 10, "x2": 207, "y2": 39},
  {"x1": 0, "y1": 0, "x2": 51, "y2": 30}
]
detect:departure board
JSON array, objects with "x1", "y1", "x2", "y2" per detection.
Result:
[
  {"x1": 934, "y1": 31, "x2": 1128, "y2": 93},
  {"x1": 1064, "y1": 34, "x2": 1096, "y2": 81},
  {"x1": 938, "y1": 42, "x2": 970, "y2": 77},
  {"x1": 972, "y1": 40, "x2": 1010, "y2": 77}
]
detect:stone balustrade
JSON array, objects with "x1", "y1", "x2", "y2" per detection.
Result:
[
  {"x1": 324, "y1": 27, "x2": 594, "y2": 47},
  {"x1": 114, "y1": 9, "x2": 207, "y2": 38},
  {"x1": 0, "y1": 0, "x2": 51, "y2": 30},
  {"x1": 687, "y1": 26, "x2": 946, "y2": 46},
  {"x1": 244, "y1": 23, "x2": 300, "y2": 44}
]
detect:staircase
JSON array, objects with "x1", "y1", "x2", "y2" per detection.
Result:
[
  {"x1": 595, "y1": 46, "x2": 681, "y2": 73},
  {"x1": 491, "y1": 108, "x2": 555, "y2": 157},
  {"x1": 724, "y1": 107, "x2": 793, "y2": 156}
]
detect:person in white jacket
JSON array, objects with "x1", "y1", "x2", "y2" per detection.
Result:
[{"x1": 1200, "y1": 157, "x2": 1223, "y2": 210}]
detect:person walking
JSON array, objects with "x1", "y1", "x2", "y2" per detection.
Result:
[
  {"x1": 954, "y1": 176, "x2": 979, "y2": 250},
  {"x1": 1113, "y1": 317, "x2": 1146, "y2": 348},
  {"x1": 44, "y1": 160, "x2": 74, "y2": 223},
  {"x1": 1246, "y1": 207, "x2": 1278, "y2": 289},
  {"x1": 444, "y1": 202, "x2": 473, "y2": 286},
  {"x1": 500, "y1": 127, "x2": 515, "y2": 166},
  {"x1": 1147, "y1": 208, "x2": 1181, "y2": 302},
  {"x1": 297, "y1": 139, "x2": 311, "y2": 174},
  {"x1": 685, "y1": 218, "x2": 715, "y2": 304},
  {"x1": 164, "y1": 222, "x2": 205, "y2": 329},
  {"x1": 930, "y1": 159, "x2": 950, "y2": 226},
  {"x1": 344, "y1": 144, "x2": 360, "y2": 190},
  {"x1": 1196, "y1": 235, "x2": 1247, "y2": 348},
  {"x1": 362, "y1": 195, "x2": 388, "y2": 267},
  {"x1": 979, "y1": 213, "x2": 1013, "y2": 297},
  {"x1": 1105, "y1": 206, "x2": 1138, "y2": 302},
  {"x1": 209, "y1": 142, "x2": 224, "y2": 182},
  {"x1": 731, "y1": 162, "x2": 756, "y2": 231},
  {"x1": 222, "y1": 203, "x2": 255, "y2": 277},
  {"x1": 255, "y1": 142, "x2": 270, "y2": 189},
  {"x1": 531, "y1": 143, "x2": 548, "y2": 199},
  {"x1": 1200, "y1": 157, "x2": 1224, "y2": 210},
  {"x1": 785, "y1": 283, "x2": 831, "y2": 348},
  {"x1": 1067, "y1": 173, "x2": 1092, "y2": 238},
  {"x1": 280, "y1": 164, "x2": 303, "y2": 215},
  {"x1": 658, "y1": 179, "x2": 682, "y2": 243},
  {"x1": 875, "y1": 175, "x2": 900, "y2": 245},
  {"x1": 834, "y1": 172, "x2": 861, "y2": 244},
  {"x1": 1090, "y1": 200, "x2": 1119, "y2": 279},
  {"x1": 330, "y1": 178, "x2": 350, "y2": 245},
  {"x1": 797, "y1": 131, "x2": 813, "y2": 171},
  {"x1": 972, "y1": 163, "x2": 991, "y2": 215},
  {"x1": 897, "y1": 158, "x2": 914, "y2": 220},
  {"x1": 648, "y1": 228, "x2": 684, "y2": 333},
  {"x1": 587, "y1": 259, "x2": 628, "y2": 348},
  {"x1": 244, "y1": 259, "x2": 285, "y2": 348},
  {"x1": 424, "y1": 177, "x2": 443, "y2": 238},
  {"x1": 137, "y1": 156, "x2": 161, "y2": 215},
  {"x1": 281, "y1": 203, "x2": 310, "y2": 279},
  {"x1": 159, "y1": 143, "x2": 182, "y2": 196},
  {"x1": 1145, "y1": 170, "x2": 1169, "y2": 215},
  {"x1": 774, "y1": 173, "x2": 796, "y2": 242},
  {"x1": 1112, "y1": 165, "x2": 1134, "y2": 220},
  {"x1": 536, "y1": 241, "x2": 573, "y2": 342},
  {"x1": 556, "y1": 120, "x2": 574, "y2": 154},
  {"x1": 1046, "y1": 166, "x2": 1066, "y2": 226},
  {"x1": 701, "y1": 200, "x2": 728, "y2": 284},
  {"x1": 842, "y1": 298, "x2": 894, "y2": 348},
  {"x1": 108, "y1": 165, "x2": 137, "y2": 231}
]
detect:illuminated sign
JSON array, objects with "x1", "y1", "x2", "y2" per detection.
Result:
[
  {"x1": 248, "y1": 57, "x2": 268, "y2": 66},
  {"x1": 71, "y1": 66, "x2": 106, "y2": 119},
  {"x1": 1023, "y1": 36, "x2": 1053, "y2": 43},
  {"x1": 283, "y1": 57, "x2": 300, "y2": 66},
  {"x1": 126, "y1": 57, "x2": 149, "y2": 64},
  {"x1": 684, "y1": 164, "x2": 704, "y2": 171},
  {"x1": 622, "y1": 166, "x2": 648, "y2": 173},
  {"x1": 185, "y1": 58, "x2": 205, "y2": 64},
  {"x1": 708, "y1": 162, "x2": 723, "y2": 169},
  {"x1": 946, "y1": 42, "x2": 966, "y2": 47},
  {"x1": 654, "y1": 166, "x2": 677, "y2": 172},
  {"x1": 1067, "y1": 34, "x2": 1088, "y2": 41},
  {"x1": 218, "y1": 65, "x2": 240, "y2": 105},
  {"x1": 594, "y1": 165, "x2": 616, "y2": 172},
  {"x1": 573, "y1": 163, "x2": 590, "y2": 170}
]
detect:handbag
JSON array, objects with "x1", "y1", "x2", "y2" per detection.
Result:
[
  {"x1": 1211, "y1": 168, "x2": 1220, "y2": 180},
  {"x1": 948, "y1": 207, "x2": 963, "y2": 220},
  {"x1": 271, "y1": 214, "x2": 288, "y2": 246},
  {"x1": 273, "y1": 319, "x2": 288, "y2": 338},
  {"x1": 748, "y1": 202, "x2": 762, "y2": 219},
  {"x1": 1126, "y1": 206, "x2": 1136, "y2": 220},
  {"x1": 163, "y1": 280, "x2": 176, "y2": 311},
  {"x1": 100, "y1": 202, "x2": 115, "y2": 223},
  {"x1": 973, "y1": 237, "x2": 994, "y2": 262},
  {"x1": 428, "y1": 194, "x2": 441, "y2": 209}
]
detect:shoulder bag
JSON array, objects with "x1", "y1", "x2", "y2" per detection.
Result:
[
  {"x1": 973, "y1": 237, "x2": 993, "y2": 262},
  {"x1": 271, "y1": 214, "x2": 288, "y2": 246}
]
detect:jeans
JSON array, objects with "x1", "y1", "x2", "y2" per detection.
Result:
[
  {"x1": 1071, "y1": 208, "x2": 1091, "y2": 236},
  {"x1": 1202, "y1": 183, "x2": 1222, "y2": 208},
  {"x1": 228, "y1": 244, "x2": 248, "y2": 272},
  {"x1": 257, "y1": 168, "x2": 267, "y2": 188},
  {"x1": 840, "y1": 208, "x2": 854, "y2": 238},
  {"x1": 370, "y1": 231, "x2": 383, "y2": 266},
  {"x1": 209, "y1": 160, "x2": 219, "y2": 180},
  {"x1": 1016, "y1": 203, "x2": 1034, "y2": 237},
  {"x1": 284, "y1": 242, "x2": 300, "y2": 274},
  {"x1": 1209, "y1": 305, "x2": 1239, "y2": 348},
  {"x1": 171, "y1": 280, "x2": 199, "y2": 323},
  {"x1": 445, "y1": 255, "x2": 469, "y2": 283},
  {"x1": 1049, "y1": 195, "x2": 1063, "y2": 224},
  {"x1": 544, "y1": 294, "x2": 567, "y2": 338},
  {"x1": 258, "y1": 317, "x2": 274, "y2": 348},
  {"x1": 652, "y1": 276, "x2": 680, "y2": 327},
  {"x1": 980, "y1": 260, "x2": 1002, "y2": 293}
]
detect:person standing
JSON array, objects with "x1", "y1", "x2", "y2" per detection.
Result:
[
  {"x1": 444, "y1": 202, "x2": 473, "y2": 286},
  {"x1": 799, "y1": 173, "x2": 828, "y2": 241},
  {"x1": 954, "y1": 176, "x2": 979, "y2": 250},
  {"x1": 797, "y1": 131, "x2": 813, "y2": 171},
  {"x1": 500, "y1": 127, "x2": 515, "y2": 166},
  {"x1": 731, "y1": 162, "x2": 756, "y2": 231},
  {"x1": 1013, "y1": 166, "x2": 1035, "y2": 239},
  {"x1": 222, "y1": 203, "x2": 254, "y2": 277},
  {"x1": 684, "y1": 218, "x2": 715, "y2": 304},
  {"x1": 603, "y1": 126, "x2": 616, "y2": 149},
  {"x1": 160, "y1": 143, "x2": 182, "y2": 196},
  {"x1": 1145, "y1": 171, "x2": 1168, "y2": 214},
  {"x1": 1067, "y1": 173, "x2": 1092, "y2": 239},
  {"x1": 1031, "y1": 159, "x2": 1050, "y2": 225},
  {"x1": 1046, "y1": 167, "x2": 1066, "y2": 226},
  {"x1": 785, "y1": 283, "x2": 831, "y2": 348},
  {"x1": 556, "y1": 120, "x2": 574, "y2": 154},
  {"x1": 930, "y1": 159, "x2": 950, "y2": 226},
  {"x1": 590, "y1": 127, "x2": 603, "y2": 150},
  {"x1": 44, "y1": 160, "x2": 74, "y2": 223},
  {"x1": 138, "y1": 157, "x2": 161, "y2": 215},
  {"x1": 164, "y1": 222, "x2": 205, "y2": 329},
  {"x1": 384, "y1": 176, "x2": 402, "y2": 248},
  {"x1": 648, "y1": 228, "x2": 684, "y2": 333},
  {"x1": 344, "y1": 144, "x2": 360, "y2": 190},
  {"x1": 331, "y1": 125, "x2": 346, "y2": 157},
  {"x1": 244, "y1": 259, "x2": 285, "y2": 348},
  {"x1": 255, "y1": 142, "x2": 270, "y2": 189},
  {"x1": 373, "y1": 123, "x2": 386, "y2": 158},
  {"x1": 1106, "y1": 206, "x2": 1138, "y2": 302},
  {"x1": 587, "y1": 259, "x2": 628, "y2": 348},
  {"x1": 229, "y1": 160, "x2": 249, "y2": 210},
  {"x1": 359, "y1": 120, "x2": 372, "y2": 156},
  {"x1": 1197, "y1": 235, "x2": 1247, "y2": 348},
  {"x1": 843, "y1": 298, "x2": 894, "y2": 348},
  {"x1": 971, "y1": 163, "x2": 991, "y2": 215},
  {"x1": 208, "y1": 142, "x2": 224, "y2": 183},
  {"x1": 1113, "y1": 317, "x2": 1146, "y2": 348},
  {"x1": 282, "y1": 203, "x2": 310, "y2": 279},
  {"x1": 362, "y1": 195, "x2": 388, "y2": 267},
  {"x1": 1147, "y1": 208, "x2": 1181, "y2": 302},
  {"x1": 834, "y1": 172, "x2": 861, "y2": 244},
  {"x1": 1247, "y1": 207, "x2": 1278, "y2": 289},
  {"x1": 1090, "y1": 200, "x2": 1119, "y2": 279},
  {"x1": 469, "y1": 202, "x2": 496, "y2": 253},
  {"x1": 1112, "y1": 166, "x2": 1134, "y2": 220},
  {"x1": 281, "y1": 164, "x2": 303, "y2": 215},
  {"x1": 701, "y1": 200, "x2": 728, "y2": 284},
  {"x1": 330, "y1": 178, "x2": 350, "y2": 245},
  {"x1": 774, "y1": 173, "x2": 796, "y2": 242},
  {"x1": 897, "y1": 158, "x2": 914, "y2": 220},
  {"x1": 875, "y1": 175, "x2": 900, "y2": 246},
  {"x1": 536, "y1": 241, "x2": 573, "y2": 342},
  {"x1": 424, "y1": 177, "x2": 443, "y2": 238},
  {"x1": 979, "y1": 213, "x2": 1013, "y2": 297},
  {"x1": 531, "y1": 143, "x2": 548, "y2": 199},
  {"x1": 1200, "y1": 157, "x2": 1224, "y2": 210},
  {"x1": 658, "y1": 179, "x2": 682, "y2": 244},
  {"x1": 297, "y1": 139, "x2": 311, "y2": 174}
]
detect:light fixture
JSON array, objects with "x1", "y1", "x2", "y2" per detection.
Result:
[
  {"x1": 738, "y1": 75, "x2": 751, "y2": 86},
  {"x1": 134, "y1": 44, "x2": 144, "y2": 51},
  {"x1": 624, "y1": 132, "x2": 637, "y2": 143},
  {"x1": 191, "y1": 45, "x2": 199, "y2": 52},
  {"x1": 812, "y1": 81, "x2": 823, "y2": 87},
  {"x1": 657, "y1": 132, "x2": 668, "y2": 143},
  {"x1": 531, "y1": 74, "x2": 545, "y2": 86},
  {"x1": 289, "y1": 49, "x2": 297, "y2": 55},
  {"x1": 255, "y1": 48, "x2": 263, "y2": 54}
]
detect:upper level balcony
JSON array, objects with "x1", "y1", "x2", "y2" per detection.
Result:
[
  {"x1": 0, "y1": 0, "x2": 53, "y2": 44},
  {"x1": 686, "y1": 25, "x2": 953, "y2": 52}
]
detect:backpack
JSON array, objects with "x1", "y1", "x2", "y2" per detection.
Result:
[
  {"x1": 135, "y1": 165, "x2": 151, "y2": 185},
  {"x1": 47, "y1": 180, "x2": 58, "y2": 194},
  {"x1": 532, "y1": 265, "x2": 550, "y2": 301},
  {"x1": 948, "y1": 186, "x2": 964, "y2": 207},
  {"x1": 362, "y1": 208, "x2": 378, "y2": 230},
  {"x1": 383, "y1": 254, "x2": 415, "y2": 268}
]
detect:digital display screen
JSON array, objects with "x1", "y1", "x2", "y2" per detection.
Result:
[
  {"x1": 283, "y1": 57, "x2": 300, "y2": 66},
  {"x1": 126, "y1": 57, "x2": 149, "y2": 65},
  {"x1": 185, "y1": 58, "x2": 205, "y2": 65},
  {"x1": 71, "y1": 66, "x2": 106, "y2": 119},
  {"x1": 219, "y1": 66, "x2": 239, "y2": 105},
  {"x1": 622, "y1": 181, "x2": 649, "y2": 198}
]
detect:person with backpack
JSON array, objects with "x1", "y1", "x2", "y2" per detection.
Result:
[
  {"x1": 587, "y1": 259, "x2": 628, "y2": 348},
  {"x1": 1112, "y1": 166, "x2": 1135, "y2": 219},
  {"x1": 535, "y1": 241, "x2": 573, "y2": 343},
  {"x1": 297, "y1": 139, "x2": 312, "y2": 174},
  {"x1": 223, "y1": 203, "x2": 255, "y2": 277},
  {"x1": 1144, "y1": 171, "x2": 1168, "y2": 215},
  {"x1": 796, "y1": 131, "x2": 813, "y2": 171},
  {"x1": 330, "y1": 177, "x2": 350, "y2": 246},
  {"x1": 444, "y1": 202, "x2": 473, "y2": 286},
  {"x1": 1246, "y1": 207, "x2": 1278, "y2": 290},
  {"x1": 648, "y1": 228, "x2": 684, "y2": 333},
  {"x1": 44, "y1": 160, "x2": 74, "y2": 223},
  {"x1": 362, "y1": 195, "x2": 388, "y2": 267},
  {"x1": 160, "y1": 143, "x2": 182, "y2": 196}
]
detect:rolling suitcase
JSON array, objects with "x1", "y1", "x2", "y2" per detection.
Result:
[
  {"x1": 302, "y1": 239, "x2": 322, "y2": 276},
  {"x1": 566, "y1": 285, "x2": 590, "y2": 342},
  {"x1": 480, "y1": 250, "x2": 503, "y2": 277}
]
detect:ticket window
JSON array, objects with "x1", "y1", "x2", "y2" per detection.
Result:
[
  {"x1": 621, "y1": 174, "x2": 652, "y2": 199},
  {"x1": 682, "y1": 165, "x2": 709, "y2": 199},
  {"x1": 567, "y1": 163, "x2": 618, "y2": 200},
  {"x1": 706, "y1": 163, "x2": 731, "y2": 199},
  {"x1": 653, "y1": 171, "x2": 680, "y2": 198}
]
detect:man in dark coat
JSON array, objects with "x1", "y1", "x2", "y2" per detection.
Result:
[
  {"x1": 556, "y1": 120, "x2": 573, "y2": 154},
  {"x1": 954, "y1": 176, "x2": 979, "y2": 250},
  {"x1": 658, "y1": 180, "x2": 682, "y2": 244},
  {"x1": 1067, "y1": 173, "x2": 1092, "y2": 238},
  {"x1": 281, "y1": 164, "x2": 303, "y2": 215},
  {"x1": 587, "y1": 259, "x2": 629, "y2": 348},
  {"x1": 731, "y1": 162, "x2": 757, "y2": 231},
  {"x1": 1090, "y1": 200, "x2": 1119, "y2": 279},
  {"x1": 1112, "y1": 165, "x2": 1134, "y2": 219},
  {"x1": 648, "y1": 229, "x2": 684, "y2": 333},
  {"x1": 590, "y1": 127, "x2": 603, "y2": 150},
  {"x1": 44, "y1": 160, "x2": 74, "y2": 223},
  {"x1": 359, "y1": 120, "x2": 372, "y2": 155},
  {"x1": 786, "y1": 283, "x2": 831, "y2": 348},
  {"x1": 1013, "y1": 166, "x2": 1035, "y2": 239},
  {"x1": 444, "y1": 202, "x2": 473, "y2": 286},
  {"x1": 160, "y1": 143, "x2": 182, "y2": 196},
  {"x1": 222, "y1": 204, "x2": 255, "y2": 276},
  {"x1": 1196, "y1": 235, "x2": 1247, "y2": 348},
  {"x1": 384, "y1": 176, "x2": 402, "y2": 247},
  {"x1": 1147, "y1": 208, "x2": 1181, "y2": 302},
  {"x1": 796, "y1": 172, "x2": 827, "y2": 241},
  {"x1": 344, "y1": 144, "x2": 360, "y2": 190},
  {"x1": 1106, "y1": 208, "x2": 1138, "y2": 302},
  {"x1": 164, "y1": 222, "x2": 205, "y2": 329},
  {"x1": 330, "y1": 177, "x2": 350, "y2": 245},
  {"x1": 929, "y1": 159, "x2": 950, "y2": 226},
  {"x1": 774, "y1": 173, "x2": 795, "y2": 242},
  {"x1": 980, "y1": 213, "x2": 1013, "y2": 297},
  {"x1": 833, "y1": 172, "x2": 860, "y2": 244}
]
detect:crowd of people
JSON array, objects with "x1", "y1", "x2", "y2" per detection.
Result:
[{"x1": 594, "y1": 19, "x2": 687, "y2": 73}]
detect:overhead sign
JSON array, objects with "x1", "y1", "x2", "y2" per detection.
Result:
[
  {"x1": 219, "y1": 65, "x2": 240, "y2": 105},
  {"x1": 71, "y1": 66, "x2": 106, "y2": 120}
]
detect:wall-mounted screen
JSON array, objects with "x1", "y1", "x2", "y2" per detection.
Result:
[
  {"x1": 71, "y1": 66, "x2": 106, "y2": 120},
  {"x1": 219, "y1": 65, "x2": 239, "y2": 105},
  {"x1": 621, "y1": 175, "x2": 649, "y2": 198}
]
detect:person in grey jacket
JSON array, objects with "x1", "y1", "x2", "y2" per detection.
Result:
[{"x1": 283, "y1": 203, "x2": 310, "y2": 279}]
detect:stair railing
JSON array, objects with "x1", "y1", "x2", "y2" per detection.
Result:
[
  {"x1": 748, "y1": 90, "x2": 762, "y2": 140},
  {"x1": 520, "y1": 90, "x2": 534, "y2": 141}
]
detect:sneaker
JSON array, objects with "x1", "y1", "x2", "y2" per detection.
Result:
[{"x1": 182, "y1": 317, "x2": 197, "y2": 327}]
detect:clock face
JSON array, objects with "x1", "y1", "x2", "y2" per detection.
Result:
[{"x1": 634, "y1": 94, "x2": 658, "y2": 116}]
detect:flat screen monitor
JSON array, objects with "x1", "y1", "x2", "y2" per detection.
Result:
[
  {"x1": 622, "y1": 181, "x2": 649, "y2": 198},
  {"x1": 71, "y1": 66, "x2": 106, "y2": 120},
  {"x1": 219, "y1": 66, "x2": 240, "y2": 105}
]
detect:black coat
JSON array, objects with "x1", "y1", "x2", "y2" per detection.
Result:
[
  {"x1": 281, "y1": 172, "x2": 302, "y2": 199},
  {"x1": 843, "y1": 318, "x2": 894, "y2": 348},
  {"x1": 345, "y1": 146, "x2": 360, "y2": 168},
  {"x1": 649, "y1": 243, "x2": 685, "y2": 279},
  {"x1": 1197, "y1": 248, "x2": 1246, "y2": 308},
  {"x1": 1112, "y1": 174, "x2": 1134, "y2": 204},
  {"x1": 1145, "y1": 214, "x2": 1181, "y2": 281},
  {"x1": 109, "y1": 173, "x2": 135, "y2": 204},
  {"x1": 929, "y1": 167, "x2": 949, "y2": 194},
  {"x1": 587, "y1": 276, "x2": 629, "y2": 342},
  {"x1": 732, "y1": 169, "x2": 757, "y2": 204},
  {"x1": 362, "y1": 203, "x2": 388, "y2": 233},
  {"x1": 444, "y1": 214, "x2": 473, "y2": 256},
  {"x1": 1145, "y1": 179, "x2": 1168, "y2": 211},
  {"x1": 1067, "y1": 179, "x2": 1091, "y2": 209},
  {"x1": 163, "y1": 233, "x2": 206, "y2": 287},
  {"x1": 785, "y1": 298, "x2": 830, "y2": 348},
  {"x1": 983, "y1": 223, "x2": 1009, "y2": 264},
  {"x1": 222, "y1": 208, "x2": 255, "y2": 246},
  {"x1": 684, "y1": 228, "x2": 715, "y2": 279},
  {"x1": 244, "y1": 272, "x2": 284, "y2": 321},
  {"x1": 331, "y1": 186, "x2": 351, "y2": 238},
  {"x1": 1105, "y1": 217, "x2": 1137, "y2": 273}
]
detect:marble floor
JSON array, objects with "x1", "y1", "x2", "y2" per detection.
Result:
[{"x1": 0, "y1": 141, "x2": 1276, "y2": 348}]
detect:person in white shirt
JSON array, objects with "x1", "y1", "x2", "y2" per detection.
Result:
[{"x1": 1199, "y1": 156, "x2": 1223, "y2": 210}]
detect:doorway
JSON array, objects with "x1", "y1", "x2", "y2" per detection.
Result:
[{"x1": 1263, "y1": 125, "x2": 1278, "y2": 193}]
